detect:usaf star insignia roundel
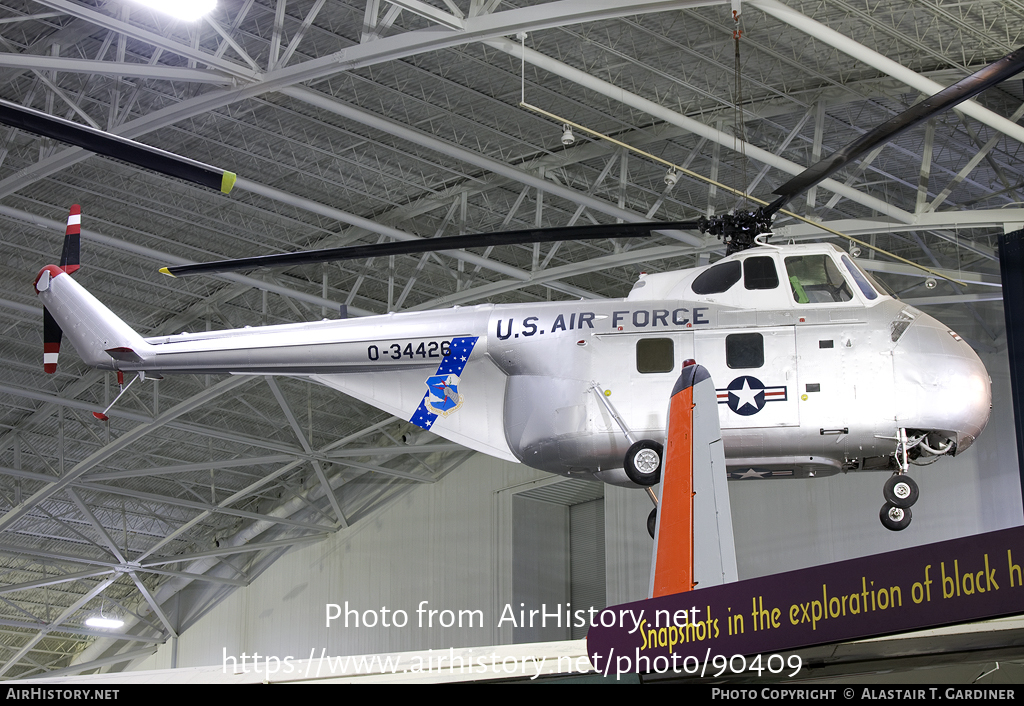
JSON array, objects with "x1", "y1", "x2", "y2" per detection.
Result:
[{"x1": 716, "y1": 375, "x2": 788, "y2": 416}]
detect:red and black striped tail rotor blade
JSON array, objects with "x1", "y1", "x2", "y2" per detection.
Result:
[
  {"x1": 42, "y1": 203, "x2": 81, "y2": 373},
  {"x1": 43, "y1": 307, "x2": 62, "y2": 374},
  {"x1": 61, "y1": 204, "x2": 80, "y2": 274}
]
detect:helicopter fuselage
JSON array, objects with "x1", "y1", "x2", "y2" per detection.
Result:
[{"x1": 35, "y1": 242, "x2": 991, "y2": 488}]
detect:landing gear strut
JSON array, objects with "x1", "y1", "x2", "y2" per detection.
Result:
[
  {"x1": 878, "y1": 428, "x2": 919, "y2": 531},
  {"x1": 589, "y1": 382, "x2": 664, "y2": 536}
]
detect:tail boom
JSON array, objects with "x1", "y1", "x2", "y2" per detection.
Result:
[
  {"x1": 35, "y1": 265, "x2": 150, "y2": 370},
  {"x1": 35, "y1": 265, "x2": 492, "y2": 376}
]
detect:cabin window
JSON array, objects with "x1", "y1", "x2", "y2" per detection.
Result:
[
  {"x1": 841, "y1": 255, "x2": 879, "y2": 300},
  {"x1": 726, "y1": 333, "x2": 764, "y2": 369},
  {"x1": 744, "y1": 256, "x2": 779, "y2": 290},
  {"x1": 636, "y1": 338, "x2": 674, "y2": 373},
  {"x1": 691, "y1": 261, "x2": 741, "y2": 295},
  {"x1": 784, "y1": 255, "x2": 853, "y2": 304}
]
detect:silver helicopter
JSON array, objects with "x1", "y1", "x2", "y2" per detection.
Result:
[
  {"x1": 33, "y1": 232, "x2": 991, "y2": 533},
  {"x1": 26, "y1": 45, "x2": 1023, "y2": 532}
]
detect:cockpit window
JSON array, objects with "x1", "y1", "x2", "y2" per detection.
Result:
[
  {"x1": 784, "y1": 255, "x2": 853, "y2": 304},
  {"x1": 692, "y1": 261, "x2": 741, "y2": 295},
  {"x1": 841, "y1": 255, "x2": 879, "y2": 301},
  {"x1": 744, "y1": 256, "x2": 779, "y2": 290}
]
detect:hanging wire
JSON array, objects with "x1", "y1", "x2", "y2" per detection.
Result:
[{"x1": 732, "y1": 8, "x2": 749, "y2": 210}]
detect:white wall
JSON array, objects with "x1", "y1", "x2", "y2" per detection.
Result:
[{"x1": 135, "y1": 456, "x2": 550, "y2": 671}]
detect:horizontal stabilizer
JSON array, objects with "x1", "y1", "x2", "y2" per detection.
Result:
[{"x1": 105, "y1": 347, "x2": 144, "y2": 363}]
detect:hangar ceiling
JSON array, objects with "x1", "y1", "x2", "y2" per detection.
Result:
[{"x1": 0, "y1": 0, "x2": 1020, "y2": 678}]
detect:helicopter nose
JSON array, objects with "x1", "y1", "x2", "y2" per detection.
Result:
[{"x1": 891, "y1": 311, "x2": 991, "y2": 454}]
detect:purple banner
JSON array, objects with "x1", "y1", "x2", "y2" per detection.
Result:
[{"x1": 587, "y1": 525, "x2": 1024, "y2": 674}]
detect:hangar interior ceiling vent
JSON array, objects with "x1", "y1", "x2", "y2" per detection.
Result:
[{"x1": 0, "y1": 0, "x2": 1019, "y2": 679}]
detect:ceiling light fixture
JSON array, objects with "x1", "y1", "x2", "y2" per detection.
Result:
[
  {"x1": 85, "y1": 615, "x2": 125, "y2": 629},
  {"x1": 561, "y1": 124, "x2": 574, "y2": 146},
  {"x1": 127, "y1": 0, "x2": 217, "y2": 22},
  {"x1": 663, "y1": 168, "x2": 679, "y2": 187},
  {"x1": 85, "y1": 601, "x2": 124, "y2": 630}
]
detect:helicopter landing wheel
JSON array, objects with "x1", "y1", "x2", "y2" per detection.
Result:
[
  {"x1": 880, "y1": 503, "x2": 912, "y2": 531},
  {"x1": 883, "y1": 474, "x2": 919, "y2": 509},
  {"x1": 624, "y1": 440, "x2": 663, "y2": 486},
  {"x1": 647, "y1": 508, "x2": 657, "y2": 539}
]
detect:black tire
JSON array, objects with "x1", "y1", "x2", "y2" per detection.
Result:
[
  {"x1": 883, "y1": 474, "x2": 919, "y2": 509},
  {"x1": 879, "y1": 502, "x2": 912, "y2": 531},
  {"x1": 624, "y1": 440, "x2": 663, "y2": 486},
  {"x1": 647, "y1": 508, "x2": 657, "y2": 539}
]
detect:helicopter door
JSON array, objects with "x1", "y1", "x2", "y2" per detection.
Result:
[
  {"x1": 588, "y1": 332, "x2": 695, "y2": 437},
  {"x1": 694, "y1": 327, "x2": 799, "y2": 429}
]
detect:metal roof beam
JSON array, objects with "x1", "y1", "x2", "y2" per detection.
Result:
[
  {"x1": 0, "y1": 54, "x2": 234, "y2": 83},
  {"x1": 34, "y1": 0, "x2": 259, "y2": 79},
  {"x1": 266, "y1": 377, "x2": 346, "y2": 527},
  {"x1": 0, "y1": 205, "x2": 360, "y2": 315},
  {"x1": 0, "y1": 0, "x2": 725, "y2": 202},
  {"x1": 773, "y1": 209, "x2": 1024, "y2": 236},
  {"x1": 260, "y1": 0, "x2": 727, "y2": 91},
  {"x1": 74, "y1": 482, "x2": 335, "y2": 533},
  {"x1": 69, "y1": 417, "x2": 407, "y2": 670},
  {"x1": 0, "y1": 382, "x2": 310, "y2": 457},
  {"x1": 0, "y1": 376, "x2": 252, "y2": 534},
  {"x1": 0, "y1": 567, "x2": 113, "y2": 597},
  {"x1": 281, "y1": 86, "x2": 703, "y2": 247},
  {"x1": 140, "y1": 533, "x2": 329, "y2": 568},
  {"x1": 409, "y1": 244, "x2": 689, "y2": 309},
  {"x1": 0, "y1": 574, "x2": 120, "y2": 677},
  {"x1": 385, "y1": 0, "x2": 465, "y2": 30},
  {"x1": 0, "y1": 618, "x2": 160, "y2": 643},
  {"x1": 278, "y1": 0, "x2": 327, "y2": 68},
  {"x1": 855, "y1": 259, "x2": 1001, "y2": 287},
  {"x1": 902, "y1": 293, "x2": 1003, "y2": 305},
  {"x1": 65, "y1": 489, "x2": 126, "y2": 565},
  {"x1": 488, "y1": 37, "x2": 917, "y2": 224},
  {"x1": 748, "y1": 0, "x2": 1024, "y2": 147},
  {"x1": 237, "y1": 175, "x2": 605, "y2": 298}
]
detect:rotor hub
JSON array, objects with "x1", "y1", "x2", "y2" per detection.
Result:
[{"x1": 699, "y1": 207, "x2": 775, "y2": 254}]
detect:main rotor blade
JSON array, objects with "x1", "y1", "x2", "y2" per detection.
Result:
[
  {"x1": 160, "y1": 220, "x2": 703, "y2": 277},
  {"x1": 0, "y1": 99, "x2": 236, "y2": 194},
  {"x1": 769, "y1": 45, "x2": 1024, "y2": 213}
]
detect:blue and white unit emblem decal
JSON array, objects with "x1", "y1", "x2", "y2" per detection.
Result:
[
  {"x1": 425, "y1": 373, "x2": 462, "y2": 415},
  {"x1": 716, "y1": 375, "x2": 787, "y2": 416},
  {"x1": 410, "y1": 336, "x2": 478, "y2": 430}
]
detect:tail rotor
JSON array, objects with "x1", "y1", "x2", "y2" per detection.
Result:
[{"x1": 41, "y1": 204, "x2": 81, "y2": 374}]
